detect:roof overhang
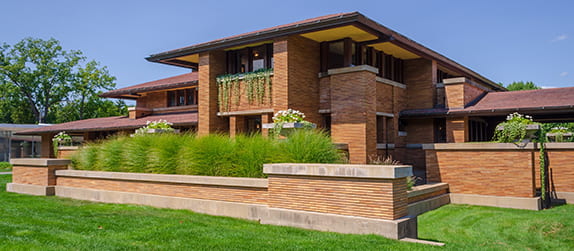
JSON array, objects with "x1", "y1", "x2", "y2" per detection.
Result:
[{"x1": 146, "y1": 12, "x2": 502, "y2": 91}]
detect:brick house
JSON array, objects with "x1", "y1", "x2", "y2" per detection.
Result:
[{"x1": 19, "y1": 12, "x2": 574, "y2": 173}]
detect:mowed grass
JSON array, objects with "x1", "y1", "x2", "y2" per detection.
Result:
[{"x1": 1, "y1": 174, "x2": 573, "y2": 250}]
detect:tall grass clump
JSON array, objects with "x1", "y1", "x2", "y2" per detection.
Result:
[
  {"x1": 71, "y1": 130, "x2": 343, "y2": 178},
  {"x1": 277, "y1": 130, "x2": 341, "y2": 163}
]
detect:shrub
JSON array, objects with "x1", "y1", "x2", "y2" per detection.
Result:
[
  {"x1": 71, "y1": 130, "x2": 343, "y2": 178},
  {"x1": 0, "y1": 162, "x2": 12, "y2": 170}
]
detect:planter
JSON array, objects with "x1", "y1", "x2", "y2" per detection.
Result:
[
  {"x1": 496, "y1": 124, "x2": 540, "y2": 142},
  {"x1": 57, "y1": 146, "x2": 80, "y2": 159},
  {"x1": 546, "y1": 132, "x2": 573, "y2": 142},
  {"x1": 146, "y1": 129, "x2": 180, "y2": 134},
  {"x1": 262, "y1": 122, "x2": 316, "y2": 136}
]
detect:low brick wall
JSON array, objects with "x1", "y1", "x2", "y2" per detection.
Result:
[
  {"x1": 56, "y1": 170, "x2": 268, "y2": 205},
  {"x1": 7, "y1": 159, "x2": 418, "y2": 240},
  {"x1": 424, "y1": 142, "x2": 574, "y2": 208}
]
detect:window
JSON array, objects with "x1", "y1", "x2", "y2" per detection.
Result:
[
  {"x1": 322, "y1": 114, "x2": 331, "y2": 136},
  {"x1": 434, "y1": 119, "x2": 447, "y2": 143},
  {"x1": 226, "y1": 44, "x2": 273, "y2": 74},
  {"x1": 167, "y1": 88, "x2": 198, "y2": 107},
  {"x1": 320, "y1": 39, "x2": 404, "y2": 83},
  {"x1": 245, "y1": 116, "x2": 262, "y2": 134}
]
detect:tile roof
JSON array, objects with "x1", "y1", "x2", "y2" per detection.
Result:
[
  {"x1": 459, "y1": 87, "x2": 574, "y2": 113},
  {"x1": 401, "y1": 87, "x2": 574, "y2": 117},
  {"x1": 16, "y1": 112, "x2": 198, "y2": 135},
  {"x1": 100, "y1": 72, "x2": 198, "y2": 98}
]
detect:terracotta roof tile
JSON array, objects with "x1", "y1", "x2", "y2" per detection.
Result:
[
  {"x1": 461, "y1": 87, "x2": 574, "y2": 112},
  {"x1": 17, "y1": 112, "x2": 197, "y2": 135},
  {"x1": 101, "y1": 72, "x2": 198, "y2": 98},
  {"x1": 401, "y1": 87, "x2": 574, "y2": 117}
]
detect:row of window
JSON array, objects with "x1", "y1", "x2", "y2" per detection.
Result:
[
  {"x1": 320, "y1": 38, "x2": 404, "y2": 83},
  {"x1": 167, "y1": 88, "x2": 198, "y2": 107},
  {"x1": 226, "y1": 44, "x2": 274, "y2": 74},
  {"x1": 223, "y1": 39, "x2": 404, "y2": 83}
]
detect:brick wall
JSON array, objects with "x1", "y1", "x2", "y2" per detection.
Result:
[
  {"x1": 272, "y1": 35, "x2": 321, "y2": 125},
  {"x1": 546, "y1": 149, "x2": 574, "y2": 194},
  {"x1": 463, "y1": 83, "x2": 484, "y2": 105},
  {"x1": 406, "y1": 119, "x2": 434, "y2": 143},
  {"x1": 426, "y1": 146, "x2": 536, "y2": 197},
  {"x1": 404, "y1": 58, "x2": 435, "y2": 110},
  {"x1": 329, "y1": 69, "x2": 377, "y2": 164},
  {"x1": 198, "y1": 50, "x2": 229, "y2": 135},
  {"x1": 444, "y1": 84, "x2": 464, "y2": 108},
  {"x1": 12, "y1": 165, "x2": 67, "y2": 186},
  {"x1": 446, "y1": 117, "x2": 468, "y2": 143},
  {"x1": 57, "y1": 176, "x2": 268, "y2": 204},
  {"x1": 376, "y1": 83, "x2": 393, "y2": 113},
  {"x1": 267, "y1": 175, "x2": 407, "y2": 220}
]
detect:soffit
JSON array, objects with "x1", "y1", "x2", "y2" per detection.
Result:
[
  {"x1": 300, "y1": 25, "x2": 377, "y2": 42},
  {"x1": 370, "y1": 42, "x2": 419, "y2": 60}
]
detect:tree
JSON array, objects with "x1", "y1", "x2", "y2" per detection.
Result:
[
  {"x1": 505, "y1": 81, "x2": 540, "y2": 91},
  {"x1": 0, "y1": 37, "x2": 126, "y2": 124}
]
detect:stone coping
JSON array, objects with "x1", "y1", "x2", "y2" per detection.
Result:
[
  {"x1": 217, "y1": 108, "x2": 274, "y2": 117},
  {"x1": 325, "y1": 65, "x2": 379, "y2": 76},
  {"x1": 10, "y1": 158, "x2": 71, "y2": 167},
  {"x1": 408, "y1": 183, "x2": 449, "y2": 198},
  {"x1": 263, "y1": 163, "x2": 412, "y2": 179},
  {"x1": 376, "y1": 143, "x2": 395, "y2": 150},
  {"x1": 58, "y1": 146, "x2": 79, "y2": 150},
  {"x1": 56, "y1": 170, "x2": 268, "y2": 188},
  {"x1": 375, "y1": 77, "x2": 406, "y2": 89},
  {"x1": 423, "y1": 142, "x2": 574, "y2": 150}
]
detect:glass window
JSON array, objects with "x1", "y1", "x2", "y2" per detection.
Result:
[
  {"x1": 186, "y1": 88, "x2": 197, "y2": 105},
  {"x1": 167, "y1": 91, "x2": 177, "y2": 107},
  {"x1": 251, "y1": 45, "x2": 266, "y2": 71},
  {"x1": 327, "y1": 41, "x2": 345, "y2": 69}
]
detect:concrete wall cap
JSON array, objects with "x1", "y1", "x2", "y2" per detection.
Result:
[
  {"x1": 263, "y1": 163, "x2": 412, "y2": 179},
  {"x1": 10, "y1": 158, "x2": 71, "y2": 167},
  {"x1": 422, "y1": 143, "x2": 537, "y2": 150},
  {"x1": 408, "y1": 183, "x2": 449, "y2": 198},
  {"x1": 56, "y1": 170, "x2": 268, "y2": 188},
  {"x1": 442, "y1": 77, "x2": 468, "y2": 84},
  {"x1": 326, "y1": 65, "x2": 379, "y2": 75}
]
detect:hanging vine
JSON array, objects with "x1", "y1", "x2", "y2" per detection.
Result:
[{"x1": 216, "y1": 68, "x2": 273, "y2": 111}]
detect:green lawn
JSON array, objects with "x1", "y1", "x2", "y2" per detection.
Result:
[
  {"x1": 0, "y1": 169, "x2": 11, "y2": 173},
  {"x1": 0, "y1": 174, "x2": 572, "y2": 250}
]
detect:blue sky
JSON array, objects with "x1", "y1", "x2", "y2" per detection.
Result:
[{"x1": 3, "y1": 0, "x2": 573, "y2": 89}]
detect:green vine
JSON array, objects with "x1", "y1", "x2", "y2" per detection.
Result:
[
  {"x1": 216, "y1": 68, "x2": 273, "y2": 111},
  {"x1": 539, "y1": 140, "x2": 546, "y2": 201}
]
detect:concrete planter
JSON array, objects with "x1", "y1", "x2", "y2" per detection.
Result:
[
  {"x1": 262, "y1": 122, "x2": 316, "y2": 136},
  {"x1": 546, "y1": 132, "x2": 573, "y2": 142},
  {"x1": 146, "y1": 129, "x2": 180, "y2": 134},
  {"x1": 496, "y1": 124, "x2": 540, "y2": 142}
]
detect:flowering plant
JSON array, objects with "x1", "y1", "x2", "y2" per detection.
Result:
[
  {"x1": 53, "y1": 131, "x2": 72, "y2": 145},
  {"x1": 52, "y1": 131, "x2": 72, "y2": 156},
  {"x1": 272, "y1": 109, "x2": 305, "y2": 123},
  {"x1": 135, "y1": 119, "x2": 175, "y2": 135},
  {"x1": 493, "y1": 112, "x2": 539, "y2": 143}
]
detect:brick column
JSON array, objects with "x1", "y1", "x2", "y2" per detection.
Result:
[
  {"x1": 7, "y1": 158, "x2": 70, "y2": 196},
  {"x1": 446, "y1": 117, "x2": 469, "y2": 143},
  {"x1": 261, "y1": 113, "x2": 273, "y2": 137},
  {"x1": 229, "y1": 116, "x2": 245, "y2": 138},
  {"x1": 328, "y1": 66, "x2": 378, "y2": 164},
  {"x1": 198, "y1": 50, "x2": 228, "y2": 136},
  {"x1": 40, "y1": 133, "x2": 55, "y2": 158}
]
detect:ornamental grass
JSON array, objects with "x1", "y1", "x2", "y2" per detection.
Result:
[{"x1": 71, "y1": 130, "x2": 342, "y2": 178}]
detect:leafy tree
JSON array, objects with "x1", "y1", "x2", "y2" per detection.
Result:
[
  {"x1": 505, "y1": 81, "x2": 540, "y2": 91},
  {"x1": 0, "y1": 37, "x2": 126, "y2": 124}
]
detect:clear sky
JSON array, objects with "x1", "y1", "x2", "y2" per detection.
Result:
[{"x1": 2, "y1": 0, "x2": 573, "y2": 89}]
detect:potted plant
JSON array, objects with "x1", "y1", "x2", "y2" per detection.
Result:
[
  {"x1": 52, "y1": 131, "x2": 73, "y2": 157},
  {"x1": 546, "y1": 127, "x2": 573, "y2": 142},
  {"x1": 493, "y1": 112, "x2": 540, "y2": 143},
  {"x1": 262, "y1": 109, "x2": 316, "y2": 137},
  {"x1": 134, "y1": 119, "x2": 179, "y2": 135}
]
